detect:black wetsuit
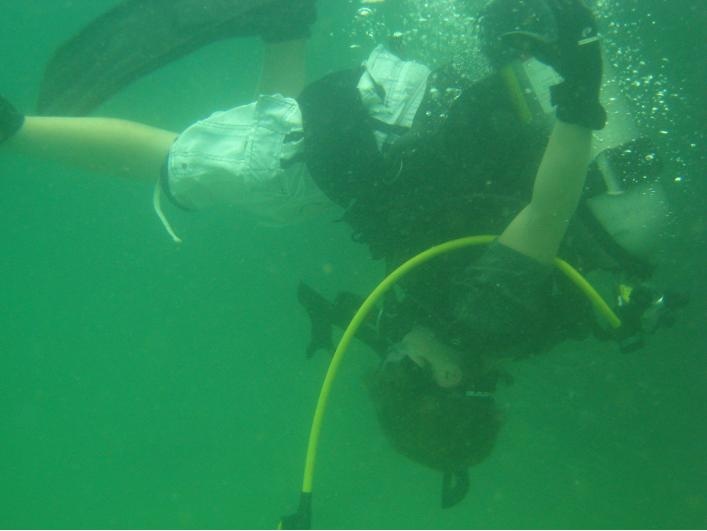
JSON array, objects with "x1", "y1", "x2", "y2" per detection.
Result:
[
  {"x1": 299, "y1": 67, "x2": 545, "y2": 261},
  {"x1": 297, "y1": 65, "x2": 621, "y2": 358}
]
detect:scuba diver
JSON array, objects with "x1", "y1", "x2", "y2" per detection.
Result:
[{"x1": 0, "y1": 0, "x2": 685, "y2": 511}]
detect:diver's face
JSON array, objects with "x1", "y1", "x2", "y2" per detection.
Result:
[{"x1": 401, "y1": 326, "x2": 463, "y2": 388}]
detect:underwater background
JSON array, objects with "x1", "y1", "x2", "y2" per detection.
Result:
[{"x1": 0, "y1": 0, "x2": 705, "y2": 528}]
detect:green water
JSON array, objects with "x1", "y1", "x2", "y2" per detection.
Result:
[{"x1": 1, "y1": 1, "x2": 705, "y2": 528}]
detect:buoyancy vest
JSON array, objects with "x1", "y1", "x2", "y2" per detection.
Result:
[
  {"x1": 299, "y1": 67, "x2": 548, "y2": 262},
  {"x1": 299, "y1": 65, "x2": 654, "y2": 276},
  {"x1": 297, "y1": 64, "x2": 654, "y2": 351}
]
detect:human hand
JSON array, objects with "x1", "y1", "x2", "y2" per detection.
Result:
[{"x1": 403, "y1": 327, "x2": 463, "y2": 389}]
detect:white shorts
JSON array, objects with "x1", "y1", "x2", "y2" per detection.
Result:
[
  {"x1": 164, "y1": 47, "x2": 430, "y2": 226},
  {"x1": 166, "y1": 94, "x2": 339, "y2": 225}
]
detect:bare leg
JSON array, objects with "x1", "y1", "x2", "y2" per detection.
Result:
[
  {"x1": 257, "y1": 39, "x2": 308, "y2": 98},
  {"x1": 6, "y1": 116, "x2": 177, "y2": 183}
]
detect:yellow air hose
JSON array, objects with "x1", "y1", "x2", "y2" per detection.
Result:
[{"x1": 280, "y1": 235, "x2": 621, "y2": 529}]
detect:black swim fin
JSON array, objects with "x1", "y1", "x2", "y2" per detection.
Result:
[
  {"x1": 441, "y1": 469, "x2": 470, "y2": 508},
  {"x1": 297, "y1": 282, "x2": 386, "y2": 359},
  {"x1": 37, "y1": 0, "x2": 285, "y2": 115}
]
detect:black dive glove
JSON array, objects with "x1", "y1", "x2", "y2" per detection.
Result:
[
  {"x1": 261, "y1": 0, "x2": 317, "y2": 43},
  {"x1": 501, "y1": 0, "x2": 607, "y2": 130},
  {"x1": 0, "y1": 94, "x2": 24, "y2": 145}
]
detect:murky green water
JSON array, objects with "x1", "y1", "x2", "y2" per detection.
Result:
[{"x1": 1, "y1": 1, "x2": 704, "y2": 528}]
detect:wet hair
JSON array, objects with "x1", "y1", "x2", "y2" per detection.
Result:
[{"x1": 366, "y1": 356, "x2": 501, "y2": 473}]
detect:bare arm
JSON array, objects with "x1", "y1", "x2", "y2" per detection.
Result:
[
  {"x1": 494, "y1": 0, "x2": 605, "y2": 264},
  {"x1": 498, "y1": 120, "x2": 592, "y2": 263},
  {"x1": 7, "y1": 116, "x2": 177, "y2": 183}
]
